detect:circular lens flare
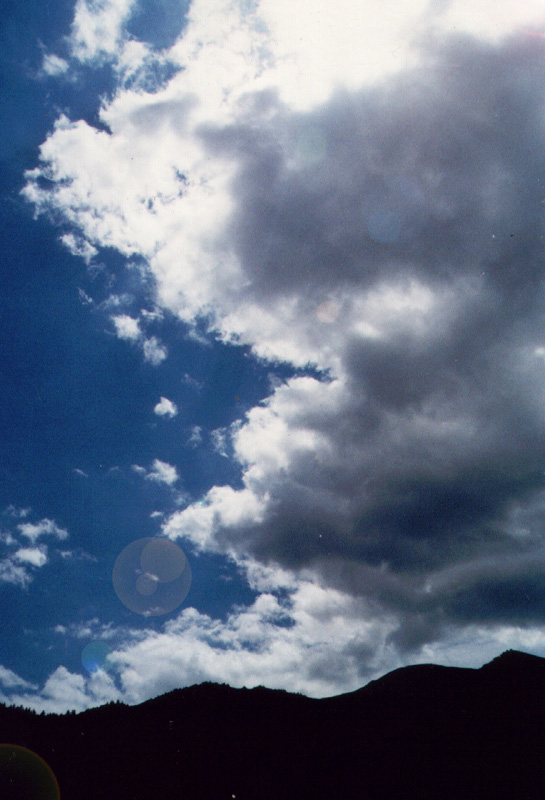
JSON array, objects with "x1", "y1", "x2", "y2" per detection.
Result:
[
  {"x1": 135, "y1": 572, "x2": 159, "y2": 595},
  {"x1": 0, "y1": 745, "x2": 60, "y2": 800},
  {"x1": 81, "y1": 641, "x2": 112, "y2": 674},
  {"x1": 113, "y1": 538, "x2": 192, "y2": 616}
]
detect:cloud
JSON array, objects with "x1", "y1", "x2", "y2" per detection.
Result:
[
  {"x1": 112, "y1": 314, "x2": 141, "y2": 341},
  {"x1": 60, "y1": 232, "x2": 98, "y2": 264},
  {"x1": 110, "y1": 581, "x2": 396, "y2": 702},
  {"x1": 133, "y1": 459, "x2": 179, "y2": 486},
  {"x1": 146, "y1": 459, "x2": 179, "y2": 486},
  {"x1": 0, "y1": 560, "x2": 33, "y2": 589},
  {"x1": 0, "y1": 514, "x2": 69, "y2": 588},
  {"x1": 210, "y1": 428, "x2": 229, "y2": 457},
  {"x1": 14, "y1": 547, "x2": 48, "y2": 568},
  {"x1": 69, "y1": 0, "x2": 136, "y2": 64},
  {"x1": 6, "y1": 666, "x2": 121, "y2": 714},
  {"x1": 0, "y1": 665, "x2": 38, "y2": 691},
  {"x1": 111, "y1": 315, "x2": 168, "y2": 365},
  {"x1": 4, "y1": 506, "x2": 30, "y2": 519},
  {"x1": 8, "y1": 574, "x2": 545, "y2": 711},
  {"x1": 22, "y1": 0, "x2": 545, "y2": 663},
  {"x1": 154, "y1": 397, "x2": 178, "y2": 418},
  {"x1": 131, "y1": 464, "x2": 147, "y2": 476},
  {"x1": 142, "y1": 336, "x2": 167, "y2": 365},
  {"x1": 0, "y1": 546, "x2": 48, "y2": 589},
  {"x1": 187, "y1": 425, "x2": 202, "y2": 447},
  {"x1": 40, "y1": 53, "x2": 70, "y2": 77},
  {"x1": 18, "y1": 518, "x2": 69, "y2": 544}
]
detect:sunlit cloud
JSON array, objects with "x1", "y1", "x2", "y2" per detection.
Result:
[
  {"x1": 18, "y1": 0, "x2": 545, "y2": 691},
  {"x1": 133, "y1": 459, "x2": 179, "y2": 486},
  {"x1": 112, "y1": 314, "x2": 141, "y2": 341},
  {"x1": 154, "y1": 397, "x2": 178, "y2": 418},
  {"x1": 69, "y1": 0, "x2": 136, "y2": 64}
]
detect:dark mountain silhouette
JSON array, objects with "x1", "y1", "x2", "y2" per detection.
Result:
[{"x1": 1, "y1": 649, "x2": 545, "y2": 799}]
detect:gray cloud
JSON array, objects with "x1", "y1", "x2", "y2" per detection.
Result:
[
  {"x1": 23, "y1": 3, "x2": 545, "y2": 671},
  {"x1": 201, "y1": 36, "x2": 545, "y2": 307},
  {"x1": 183, "y1": 33, "x2": 545, "y2": 650}
]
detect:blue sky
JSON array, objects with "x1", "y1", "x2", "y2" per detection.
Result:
[{"x1": 2, "y1": 0, "x2": 545, "y2": 712}]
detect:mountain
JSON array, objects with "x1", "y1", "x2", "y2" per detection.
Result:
[{"x1": 1, "y1": 650, "x2": 544, "y2": 799}]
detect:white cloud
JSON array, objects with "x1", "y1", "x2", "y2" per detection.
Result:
[
  {"x1": 111, "y1": 316, "x2": 167, "y2": 365},
  {"x1": 60, "y1": 232, "x2": 98, "y2": 264},
  {"x1": 142, "y1": 336, "x2": 167, "y2": 365},
  {"x1": 0, "y1": 560, "x2": 32, "y2": 588},
  {"x1": 53, "y1": 618, "x2": 118, "y2": 641},
  {"x1": 435, "y1": 0, "x2": 545, "y2": 42},
  {"x1": 0, "y1": 665, "x2": 38, "y2": 691},
  {"x1": 10, "y1": 580, "x2": 545, "y2": 712},
  {"x1": 7, "y1": 665, "x2": 121, "y2": 714},
  {"x1": 22, "y1": 0, "x2": 545, "y2": 668},
  {"x1": 18, "y1": 518, "x2": 68, "y2": 544},
  {"x1": 146, "y1": 459, "x2": 179, "y2": 486},
  {"x1": 14, "y1": 547, "x2": 48, "y2": 568},
  {"x1": 133, "y1": 459, "x2": 180, "y2": 486},
  {"x1": 5, "y1": 506, "x2": 30, "y2": 519},
  {"x1": 112, "y1": 314, "x2": 141, "y2": 341},
  {"x1": 41, "y1": 53, "x2": 70, "y2": 77},
  {"x1": 210, "y1": 428, "x2": 229, "y2": 457},
  {"x1": 0, "y1": 515, "x2": 68, "y2": 588},
  {"x1": 154, "y1": 397, "x2": 178, "y2": 418},
  {"x1": 69, "y1": 0, "x2": 136, "y2": 64},
  {"x1": 164, "y1": 485, "x2": 265, "y2": 551},
  {"x1": 187, "y1": 425, "x2": 202, "y2": 447},
  {"x1": 131, "y1": 464, "x2": 147, "y2": 476},
  {"x1": 110, "y1": 582, "x2": 395, "y2": 702}
]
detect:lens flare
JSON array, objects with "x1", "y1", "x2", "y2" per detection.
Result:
[
  {"x1": 316, "y1": 300, "x2": 340, "y2": 323},
  {"x1": 113, "y1": 537, "x2": 192, "y2": 616},
  {"x1": 81, "y1": 641, "x2": 112, "y2": 674},
  {"x1": 0, "y1": 745, "x2": 60, "y2": 800}
]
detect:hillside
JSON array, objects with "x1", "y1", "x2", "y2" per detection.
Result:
[{"x1": 1, "y1": 650, "x2": 544, "y2": 799}]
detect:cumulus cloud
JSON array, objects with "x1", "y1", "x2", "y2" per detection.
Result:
[
  {"x1": 112, "y1": 314, "x2": 141, "y2": 341},
  {"x1": 22, "y1": 0, "x2": 545, "y2": 665},
  {"x1": 110, "y1": 581, "x2": 396, "y2": 702},
  {"x1": 7, "y1": 576, "x2": 545, "y2": 711},
  {"x1": 14, "y1": 547, "x2": 48, "y2": 568},
  {"x1": 6, "y1": 665, "x2": 121, "y2": 714},
  {"x1": 0, "y1": 665, "x2": 38, "y2": 691},
  {"x1": 147, "y1": 459, "x2": 179, "y2": 486},
  {"x1": 154, "y1": 397, "x2": 178, "y2": 418}
]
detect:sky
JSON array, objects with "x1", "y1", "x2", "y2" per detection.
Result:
[{"x1": 2, "y1": 0, "x2": 545, "y2": 713}]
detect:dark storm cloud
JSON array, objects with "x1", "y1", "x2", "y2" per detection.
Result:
[
  {"x1": 201, "y1": 35, "x2": 545, "y2": 304},
  {"x1": 193, "y1": 32, "x2": 545, "y2": 646}
]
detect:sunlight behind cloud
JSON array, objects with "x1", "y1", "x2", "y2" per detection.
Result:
[{"x1": 16, "y1": 0, "x2": 545, "y2": 702}]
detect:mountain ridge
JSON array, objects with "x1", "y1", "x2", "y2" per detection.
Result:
[{"x1": 1, "y1": 649, "x2": 544, "y2": 799}]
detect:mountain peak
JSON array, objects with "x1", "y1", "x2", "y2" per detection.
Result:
[{"x1": 481, "y1": 649, "x2": 545, "y2": 673}]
